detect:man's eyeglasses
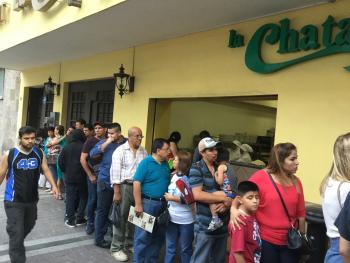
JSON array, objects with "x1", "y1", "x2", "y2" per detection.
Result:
[{"x1": 132, "y1": 135, "x2": 144, "y2": 139}]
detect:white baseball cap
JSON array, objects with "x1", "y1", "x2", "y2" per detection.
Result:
[{"x1": 198, "y1": 137, "x2": 220, "y2": 152}]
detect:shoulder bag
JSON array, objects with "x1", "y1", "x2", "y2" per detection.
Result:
[{"x1": 268, "y1": 173, "x2": 314, "y2": 255}]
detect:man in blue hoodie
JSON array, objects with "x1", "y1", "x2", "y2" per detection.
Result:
[{"x1": 90, "y1": 123, "x2": 126, "y2": 249}]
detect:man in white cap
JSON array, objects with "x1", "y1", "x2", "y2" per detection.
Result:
[{"x1": 188, "y1": 137, "x2": 232, "y2": 263}]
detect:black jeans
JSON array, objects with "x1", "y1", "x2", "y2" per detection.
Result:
[
  {"x1": 65, "y1": 182, "x2": 88, "y2": 223},
  {"x1": 261, "y1": 239, "x2": 299, "y2": 263},
  {"x1": 4, "y1": 201, "x2": 37, "y2": 263}
]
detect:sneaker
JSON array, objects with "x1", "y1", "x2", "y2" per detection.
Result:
[
  {"x1": 111, "y1": 250, "x2": 128, "y2": 262},
  {"x1": 65, "y1": 220, "x2": 76, "y2": 228},
  {"x1": 207, "y1": 218, "x2": 224, "y2": 231},
  {"x1": 95, "y1": 239, "x2": 111, "y2": 249},
  {"x1": 44, "y1": 188, "x2": 51, "y2": 192},
  {"x1": 76, "y1": 218, "x2": 87, "y2": 226},
  {"x1": 86, "y1": 224, "x2": 94, "y2": 235}
]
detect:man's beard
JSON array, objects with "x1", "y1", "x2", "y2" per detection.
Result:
[{"x1": 21, "y1": 143, "x2": 33, "y2": 151}]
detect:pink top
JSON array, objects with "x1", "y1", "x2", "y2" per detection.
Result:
[{"x1": 249, "y1": 169, "x2": 305, "y2": 245}]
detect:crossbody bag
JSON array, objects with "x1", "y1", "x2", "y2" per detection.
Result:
[{"x1": 267, "y1": 172, "x2": 313, "y2": 255}]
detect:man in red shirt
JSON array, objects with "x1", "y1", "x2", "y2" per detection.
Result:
[{"x1": 229, "y1": 181, "x2": 261, "y2": 263}]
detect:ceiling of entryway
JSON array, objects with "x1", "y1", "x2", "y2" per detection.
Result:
[{"x1": 0, "y1": 0, "x2": 331, "y2": 70}]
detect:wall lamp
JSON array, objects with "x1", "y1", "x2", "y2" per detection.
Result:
[
  {"x1": 44, "y1": 76, "x2": 60, "y2": 96},
  {"x1": 113, "y1": 64, "x2": 135, "y2": 98}
]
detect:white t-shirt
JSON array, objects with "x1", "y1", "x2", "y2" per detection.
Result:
[
  {"x1": 167, "y1": 173, "x2": 194, "y2": 225},
  {"x1": 322, "y1": 178, "x2": 350, "y2": 238}
]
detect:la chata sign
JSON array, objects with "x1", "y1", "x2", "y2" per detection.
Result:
[{"x1": 228, "y1": 15, "x2": 350, "y2": 73}]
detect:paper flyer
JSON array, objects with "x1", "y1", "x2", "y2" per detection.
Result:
[{"x1": 128, "y1": 206, "x2": 155, "y2": 233}]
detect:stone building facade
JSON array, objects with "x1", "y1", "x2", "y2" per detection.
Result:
[{"x1": 0, "y1": 70, "x2": 20, "y2": 153}]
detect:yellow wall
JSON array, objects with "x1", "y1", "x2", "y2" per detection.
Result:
[
  {"x1": 167, "y1": 100, "x2": 276, "y2": 149},
  {"x1": 0, "y1": 0, "x2": 126, "y2": 52},
  {"x1": 20, "y1": 0, "x2": 350, "y2": 203}
]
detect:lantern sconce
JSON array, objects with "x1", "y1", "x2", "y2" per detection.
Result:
[
  {"x1": 113, "y1": 64, "x2": 135, "y2": 98},
  {"x1": 44, "y1": 76, "x2": 60, "y2": 96}
]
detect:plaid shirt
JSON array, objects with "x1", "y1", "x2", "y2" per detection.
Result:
[{"x1": 110, "y1": 141, "x2": 148, "y2": 185}]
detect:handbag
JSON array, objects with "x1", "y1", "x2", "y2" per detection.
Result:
[
  {"x1": 157, "y1": 205, "x2": 170, "y2": 226},
  {"x1": 267, "y1": 173, "x2": 314, "y2": 255}
]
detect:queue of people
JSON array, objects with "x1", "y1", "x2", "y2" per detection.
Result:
[{"x1": 5, "y1": 120, "x2": 350, "y2": 263}]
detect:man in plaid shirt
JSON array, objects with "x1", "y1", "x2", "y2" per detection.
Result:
[{"x1": 110, "y1": 127, "x2": 148, "y2": 262}]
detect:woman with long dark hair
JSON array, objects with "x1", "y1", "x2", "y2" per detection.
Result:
[{"x1": 231, "y1": 143, "x2": 305, "y2": 263}]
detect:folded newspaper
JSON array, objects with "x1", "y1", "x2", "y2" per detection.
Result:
[{"x1": 128, "y1": 206, "x2": 155, "y2": 233}]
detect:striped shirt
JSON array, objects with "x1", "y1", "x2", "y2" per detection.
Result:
[{"x1": 110, "y1": 141, "x2": 148, "y2": 185}]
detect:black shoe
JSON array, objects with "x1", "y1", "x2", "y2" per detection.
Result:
[
  {"x1": 65, "y1": 220, "x2": 76, "y2": 228},
  {"x1": 95, "y1": 240, "x2": 111, "y2": 249},
  {"x1": 76, "y1": 218, "x2": 87, "y2": 226},
  {"x1": 86, "y1": 224, "x2": 94, "y2": 235}
]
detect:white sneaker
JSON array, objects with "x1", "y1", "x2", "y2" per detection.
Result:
[{"x1": 111, "y1": 250, "x2": 128, "y2": 262}]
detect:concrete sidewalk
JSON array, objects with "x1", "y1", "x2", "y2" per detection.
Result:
[{"x1": 0, "y1": 186, "x2": 128, "y2": 263}]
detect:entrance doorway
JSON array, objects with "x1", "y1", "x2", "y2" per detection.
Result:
[
  {"x1": 67, "y1": 78, "x2": 115, "y2": 127},
  {"x1": 26, "y1": 87, "x2": 54, "y2": 129},
  {"x1": 149, "y1": 95, "x2": 277, "y2": 164}
]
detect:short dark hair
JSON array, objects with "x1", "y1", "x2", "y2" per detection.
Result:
[
  {"x1": 84, "y1": 123, "x2": 94, "y2": 131},
  {"x1": 47, "y1": 126, "x2": 55, "y2": 132},
  {"x1": 94, "y1": 122, "x2": 105, "y2": 128},
  {"x1": 55, "y1": 125, "x2": 65, "y2": 136},
  {"x1": 217, "y1": 148, "x2": 230, "y2": 162},
  {"x1": 76, "y1": 118, "x2": 86, "y2": 126},
  {"x1": 238, "y1": 181, "x2": 259, "y2": 196},
  {"x1": 108, "y1": 122, "x2": 121, "y2": 132},
  {"x1": 19, "y1": 126, "x2": 36, "y2": 138},
  {"x1": 168, "y1": 131, "x2": 181, "y2": 143},
  {"x1": 151, "y1": 138, "x2": 169, "y2": 154},
  {"x1": 199, "y1": 130, "x2": 210, "y2": 139}
]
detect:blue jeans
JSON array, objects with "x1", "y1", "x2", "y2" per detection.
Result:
[
  {"x1": 261, "y1": 240, "x2": 298, "y2": 263},
  {"x1": 87, "y1": 179, "x2": 97, "y2": 229},
  {"x1": 325, "y1": 237, "x2": 342, "y2": 263},
  {"x1": 95, "y1": 181, "x2": 113, "y2": 244},
  {"x1": 189, "y1": 228, "x2": 227, "y2": 263},
  {"x1": 165, "y1": 221, "x2": 194, "y2": 263},
  {"x1": 133, "y1": 198, "x2": 167, "y2": 263}
]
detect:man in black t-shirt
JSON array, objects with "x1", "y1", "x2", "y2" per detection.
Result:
[
  {"x1": 0, "y1": 126, "x2": 58, "y2": 263},
  {"x1": 80, "y1": 122, "x2": 106, "y2": 234}
]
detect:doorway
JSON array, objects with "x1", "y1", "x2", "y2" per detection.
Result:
[
  {"x1": 26, "y1": 87, "x2": 54, "y2": 129},
  {"x1": 149, "y1": 95, "x2": 277, "y2": 163},
  {"x1": 67, "y1": 78, "x2": 115, "y2": 127}
]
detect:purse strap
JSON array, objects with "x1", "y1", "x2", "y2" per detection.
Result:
[
  {"x1": 337, "y1": 181, "x2": 345, "y2": 209},
  {"x1": 267, "y1": 172, "x2": 293, "y2": 225}
]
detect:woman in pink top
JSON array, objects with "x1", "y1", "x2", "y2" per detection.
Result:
[{"x1": 231, "y1": 143, "x2": 305, "y2": 263}]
